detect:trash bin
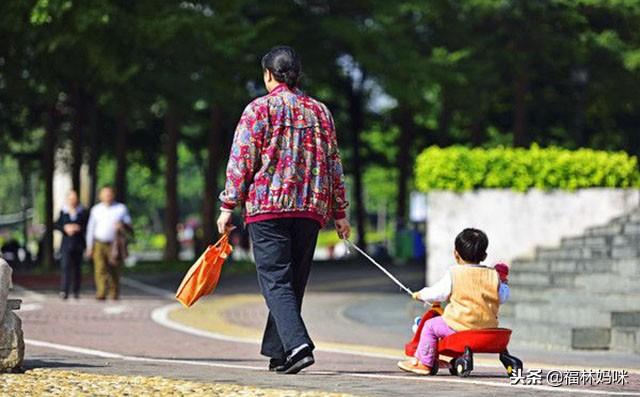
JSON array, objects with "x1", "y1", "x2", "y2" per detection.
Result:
[{"x1": 395, "y1": 229, "x2": 414, "y2": 261}]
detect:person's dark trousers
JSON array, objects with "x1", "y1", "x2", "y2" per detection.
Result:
[
  {"x1": 60, "y1": 248, "x2": 83, "y2": 296},
  {"x1": 247, "y1": 218, "x2": 320, "y2": 360}
]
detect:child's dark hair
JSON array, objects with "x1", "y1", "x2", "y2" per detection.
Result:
[
  {"x1": 261, "y1": 45, "x2": 301, "y2": 87},
  {"x1": 455, "y1": 228, "x2": 488, "y2": 263}
]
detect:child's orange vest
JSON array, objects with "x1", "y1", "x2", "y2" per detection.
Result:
[{"x1": 442, "y1": 265, "x2": 500, "y2": 331}]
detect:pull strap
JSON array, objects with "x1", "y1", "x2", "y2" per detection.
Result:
[{"x1": 344, "y1": 239, "x2": 413, "y2": 296}]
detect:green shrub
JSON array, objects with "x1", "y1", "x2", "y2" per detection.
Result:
[{"x1": 415, "y1": 145, "x2": 640, "y2": 192}]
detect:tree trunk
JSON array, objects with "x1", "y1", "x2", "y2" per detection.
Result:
[
  {"x1": 512, "y1": 69, "x2": 530, "y2": 147},
  {"x1": 70, "y1": 87, "x2": 85, "y2": 192},
  {"x1": 41, "y1": 107, "x2": 58, "y2": 269},
  {"x1": 438, "y1": 87, "x2": 452, "y2": 141},
  {"x1": 395, "y1": 106, "x2": 415, "y2": 230},
  {"x1": 202, "y1": 104, "x2": 225, "y2": 243},
  {"x1": 163, "y1": 104, "x2": 180, "y2": 261},
  {"x1": 347, "y1": 83, "x2": 367, "y2": 249},
  {"x1": 114, "y1": 112, "x2": 128, "y2": 202},
  {"x1": 87, "y1": 104, "x2": 99, "y2": 207},
  {"x1": 470, "y1": 120, "x2": 484, "y2": 147}
]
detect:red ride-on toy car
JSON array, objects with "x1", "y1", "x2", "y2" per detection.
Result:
[{"x1": 405, "y1": 304, "x2": 523, "y2": 377}]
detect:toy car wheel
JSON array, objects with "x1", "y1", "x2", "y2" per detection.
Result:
[
  {"x1": 448, "y1": 358, "x2": 458, "y2": 376},
  {"x1": 454, "y1": 346, "x2": 474, "y2": 377},
  {"x1": 456, "y1": 361, "x2": 471, "y2": 377},
  {"x1": 430, "y1": 360, "x2": 439, "y2": 375},
  {"x1": 499, "y1": 350, "x2": 523, "y2": 377}
]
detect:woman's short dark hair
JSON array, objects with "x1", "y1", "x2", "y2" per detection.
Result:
[
  {"x1": 455, "y1": 228, "x2": 488, "y2": 263},
  {"x1": 261, "y1": 45, "x2": 301, "y2": 87}
]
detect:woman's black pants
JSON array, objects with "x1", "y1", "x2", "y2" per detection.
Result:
[{"x1": 247, "y1": 218, "x2": 320, "y2": 359}]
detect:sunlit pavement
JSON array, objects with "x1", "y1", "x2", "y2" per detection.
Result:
[{"x1": 8, "y1": 261, "x2": 640, "y2": 396}]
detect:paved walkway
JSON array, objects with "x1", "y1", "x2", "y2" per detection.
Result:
[{"x1": 7, "y1": 260, "x2": 640, "y2": 396}]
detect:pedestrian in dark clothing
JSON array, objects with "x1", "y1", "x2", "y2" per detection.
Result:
[{"x1": 54, "y1": 190, "x2": 88, "y2": 299}]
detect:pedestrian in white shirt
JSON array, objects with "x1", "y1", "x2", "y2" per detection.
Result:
[{"x1": 85, "y1": 186, "x2": 132, "y2": 300}]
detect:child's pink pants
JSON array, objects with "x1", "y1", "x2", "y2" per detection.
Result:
[{"x1": 415, "y1": 316, "x2": 456, "y2": 367}]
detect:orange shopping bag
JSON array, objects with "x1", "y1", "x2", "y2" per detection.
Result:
[{"x1": 175, "y1": 233, "x2": 233, "y2": 307}]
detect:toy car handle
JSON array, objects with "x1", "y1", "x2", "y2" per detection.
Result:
[{"x1": 427, "y1": 301, "x2": 444, "y2": 315}]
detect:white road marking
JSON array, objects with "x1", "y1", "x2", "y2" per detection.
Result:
[
  {"x1": 350, "y1": 372, "x2": 640, "y2": 395},
  {"x1": 17, "y1": 303, "x2": 42, "y2": 312},
  {"x1": 27, "y1": 339, "x2": 122, "y2": 359},
  {"x1": 26, "y1": 339, "x2": 263, "y2": 370},
  {"x1": 120, "y1": 277, "x2": 175, "y2": 299},
  {"x1": 25, "y1": 339, "x2": 640, "y2": 396},
  {"x1": 103, "y1": 305, "x2": 128, "y2": 315}
]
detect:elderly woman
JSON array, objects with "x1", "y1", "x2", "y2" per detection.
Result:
[{"x1": 217, "y1": 46, "x2": 350, "y2": 374}]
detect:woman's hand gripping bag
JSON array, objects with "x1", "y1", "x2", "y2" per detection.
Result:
[{"x1": 176, "y1": 233, "x2": 233, "y2": 307}]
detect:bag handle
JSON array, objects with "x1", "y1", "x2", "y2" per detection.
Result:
[{"x1": 212, "y1": 232, "x2": 230, "y2": 249}]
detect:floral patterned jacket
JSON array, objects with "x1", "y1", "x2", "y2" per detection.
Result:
[{"x1": 220, "y1": 83, "x2": 348, "y2": 226}]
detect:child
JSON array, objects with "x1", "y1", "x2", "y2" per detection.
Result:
[{"x1": 398, "y1": 228, "x2": 510, "y2": 375}]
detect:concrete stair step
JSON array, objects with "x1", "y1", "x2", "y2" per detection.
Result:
[
  {"x1": 610, "y1": 213, "x2": 632, "y2": 225},
  {"x1": 560, "y1": 235, "x2": 610, "y2": 248},
  {"x1": 509, "y1": 271, "x2": 553, "y2": 287},
  {"x1": 575, "y1": 273, "x2": 640, "y2": 293},
  {"x1": 611, "y1": 234, "x2": 640, "y2": 247},
  {"x1": 543, "y1": 289, "x2": 640, "y2": 311},
  {"x1": 534, "y1": 245, "x2": 640, "y2": 261},
  {"x1": 612, "y1": 327, "x2": 640, "y2": 353},
  {"x1": 500, "y1": 317, "x2": 611, "y2": 351},
  {"x1": 611, "y1": 312, "x2": 640, "y2": 353},
  {"x1": 507, "y1": 286, "x2": 552, "y2": 302},
  {"x1": 536, "y1": 246, "x2": 611, "y2": 261},
  {"x1": 585, "y1": 221, "x2": 640, "y2": 238},
  {"x1": 610, "y1": 245, "x2": 640, "y2": 260},
  {"x1": 607, "y1": 210, "x2": 640, "y2": 226},
  {"x1": 511, "y1": 271, "x2": 640, "y2": 291},
  {"x1": 585, "y1": 223, "x2": 624, "y2": 237},
  {"x1": 510, "y1": 271, "x2": 581, "y2": 288},
  {"x1": 504, "y1": 300, "x2": 613, "y2": 327},
  {"x1": 511, "y1": 258, "x2": 632, "y2": 274},
  {"x1": 511, "y1": 259, "x2": 549, "y2": 273},
  {"x1": 498, "y1": 296, "x2": 549, "y2": 317}
]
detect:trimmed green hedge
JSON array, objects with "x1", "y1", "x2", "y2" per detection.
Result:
[{"x1": 415, "y1": 145, "x2": 640, "y2": 192}]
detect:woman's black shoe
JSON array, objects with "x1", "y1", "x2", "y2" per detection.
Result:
[
  {"x1": 269, "y1": 358, "x2": 285, "y2": 371},
  {"x1": 276, "y1": 346, "x2": 314, "y2": 374}
]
